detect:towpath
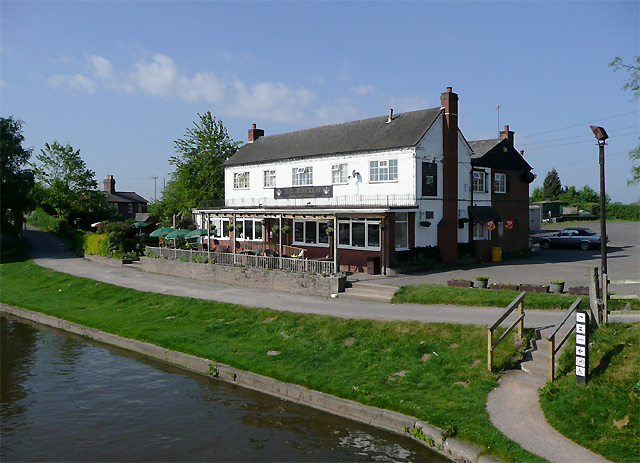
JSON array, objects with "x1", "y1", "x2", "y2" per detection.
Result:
[{"x1": 20, "y1": 225, "x2": 635, "y2": 462}]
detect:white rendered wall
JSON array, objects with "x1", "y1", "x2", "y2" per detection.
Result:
[{"x1": 458, "y1": 133, "x2": 473, "y2": 243}]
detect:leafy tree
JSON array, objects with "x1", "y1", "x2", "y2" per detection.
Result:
[
  {"x1": 158, "y1": 112, "x2": 241, "y2": 218},
  {"x1": 33, "y1": 141, "x2": 109, "y2": 225},
  {"x1": 609, "y1": 56, "x2": 640, "y2": 184},
  {"x1": 529, "y1": 186, "x2": 544, "y2": 202},
  {"x1": 1, "y1": 116, "x2": 35, "y2": 233},
  {"x1": 542, "y1": 168, "x2": 562, "y2": 200}
]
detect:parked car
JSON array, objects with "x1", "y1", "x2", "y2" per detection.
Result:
[{"x1": 538, "y1": 227, "x2": 607, "y2": 250}]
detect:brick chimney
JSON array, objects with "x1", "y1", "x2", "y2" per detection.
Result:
[
  {"x1": 103, "y1": 175, "x2": 116, "y2": 194},
  {"x1": 499, "y1": 124, "x2": 514, "y2": 146},
  {"x1": 248, "y1": 123, "x2": 264, "y2": 142},
  {"x1": 438, "y1": 86, "x2": 459, "y2": 266}
]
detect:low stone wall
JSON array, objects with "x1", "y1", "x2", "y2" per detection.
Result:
[
  {"x1": 138, "y1": 257, "x2": 346, "y2": 298},
  {"x1": 85, "y1": 254, "x2": 123, "y2": 268}
]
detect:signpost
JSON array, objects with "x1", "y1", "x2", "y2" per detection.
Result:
[{"x1": 575, "y1": 310, "x2": 589, "y2": 385}]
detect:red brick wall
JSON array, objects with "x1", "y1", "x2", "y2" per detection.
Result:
[
  {"x1": 438, "y1": 88, "x2": 459, "y2": 265},
  {"x1": 487, "y1": 170, "x2": 530, "y2": 256}
]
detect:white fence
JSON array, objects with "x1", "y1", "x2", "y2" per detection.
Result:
[{"x1": 145, "y1": 247, "x2": 335, "y2": 275}]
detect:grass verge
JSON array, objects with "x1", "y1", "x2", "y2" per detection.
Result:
[
  {"x1": 392, "y1": 284, "x2": 638, "y2": 311},
  {"x1": 539, "y1": 323, "x2": 639, "y2": 462},
  {"x1": 0, "y1": 242, "x2": 543, "y2": 462}
]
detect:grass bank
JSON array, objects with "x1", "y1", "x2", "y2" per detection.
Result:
[
  {"x1": 539, "y1": 323, "x2": 639, "y2": 462},
  {"x1": 0, "y1": 243, "x2": 543, "y2": 462},
  {"x1": 392, "y1": 284, "x2": 638, "y2": 311}
]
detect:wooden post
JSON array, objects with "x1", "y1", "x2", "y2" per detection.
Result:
[
  {"x1": 603, "y1": 273, "x2": 609, "y2": 324},
  {"x1": 518, "y1": 301, "x2": 524, "y2": 339},
  {"x1": 487, "y1": 328, "x2": 493, "y2": 371},
  {"x1": 589, "y1": 266, "x2": 601, "y2": 327},
  {"x1": 548, "y1": 337, "x2": 555, "y2": 381}
]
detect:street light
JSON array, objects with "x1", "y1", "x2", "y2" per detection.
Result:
[{"x1": 590, "y1": 125, "x2": 608, "y2": 323}]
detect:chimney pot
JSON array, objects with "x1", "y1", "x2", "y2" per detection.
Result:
[
  {"x1": 252, "y1": 123, "x2": 257, "y2": 129},
  {"x1": 446, "y1": 86, "x2": 453, "y2": 93},
  {"x1": 248, "y1": 124, "x2": 264, "y2": 143}
]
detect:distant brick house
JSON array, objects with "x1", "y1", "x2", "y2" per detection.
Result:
[{"x1": 103, "y1": 175, "x2": 148, "y2": 218}]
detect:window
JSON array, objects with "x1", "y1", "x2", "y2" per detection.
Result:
[
  {"x1": 473, "y1": 171, "x2": 486, "y2": 193},
  {"x1": 263, "y1": 170, "x2": 276, "y2": 188},
  {"x1": 473, "y1": 222, "x2": 486, "y2": 240},
  {"x1": 332, "y1": 163, "x2": 348, "y2": 184},
  {"x1": 292, "y1": 167, "x2": 313, "y2": 186},
  {"x1": 234, "y1": 172, "x2": 250, "y2": 189},
  {"x1": 209, "y1": 218, "x2": 230, "y2": 238},
  {"x1": 494, "y1": 173, "x2": 507, "y2": 193},
  {"x1": 370, "y1": 159, "x2": 398, "y2": 182},
  {"x1": 421, "y1": 162, "x2": 437, "y2": 196},
  {"x1": 236, "y1": 219, "x2": 262, "y2": 240},
  {"x1": 336, "y1": 219, "x2": 381, "y2": 249},
  {"x1": 394, "y1": 212, "x2": 408, "y2": 249},
  {"x1": 137, "y1": 203, "x2": 143, "y2": 213},
  {"x1": 128, "y1": 203, "x2": 133, "y2": 213},
  {"x1": 292, "y1": 220, "x2": 332, "y2": 246}
]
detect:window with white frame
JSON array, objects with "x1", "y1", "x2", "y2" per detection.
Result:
[
  {"x1": 331, "y1": 163, "x2": 348, "y2": 184},
  {"x1": 494, "y1": 173, "x2": 507, "y2": 193},
  {"x1": 394, "y1": 212, "x2": 408, "y2": 249},
  {"x1": 369, "y1": 159, "x2": 398, "y2": 182},
  {"x1": 473, "y1": 222, "x2": 486, "y2": 240},
  {"x1": 472, "y1": 171, "x2": 487, "y2": 193},
  {"x1": 237, "y1": 218, "x2": 262, "y2": 240},
  {"x1": 209, "y1": 217, "x2": 230, "y2": 238},
  {"x1": 293, "y1": 220, "x2": 331, "y2": 245},
  {"x1": 292, "y1": 166, "x2": 313, "y2": 186},
  {"x1": 233, "y1": 172, "x2": 250, "y2": 189},
  {"x1": 263, "y1": 170, "x2": 276, "y2": 188},
  {"x1": 336, "y1": 219, "x2": 381, "y2": 249}
]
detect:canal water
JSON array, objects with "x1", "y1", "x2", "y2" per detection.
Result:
[{"x1": 1, "y1": 316, "x2": 446, "y2": 462}]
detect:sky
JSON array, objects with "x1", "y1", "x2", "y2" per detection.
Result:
[{"x1": 2, "y1": 1, "x2": 639, "y2": 205}]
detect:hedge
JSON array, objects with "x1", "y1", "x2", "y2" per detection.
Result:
[{"x1": 83, "y1": 233, "x2": 109, "y2": 256}]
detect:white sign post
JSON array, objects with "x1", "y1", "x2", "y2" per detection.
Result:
[{"x1": 575, "y1": 310, "x2": 589, "y2": 385}]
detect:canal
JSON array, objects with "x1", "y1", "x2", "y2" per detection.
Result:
[{"x1": 1, "y1": 316, "x2": 446, "y2": 462}]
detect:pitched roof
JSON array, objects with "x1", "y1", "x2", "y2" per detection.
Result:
[
  {"x1": 105, "y1": 191, "x2": 148, "y2": 204},
  {"x1": 225, "y1": 108, "x2": 443, "y2": 167},
  {"x1": 469, "y1": 138, "x2": 532, "y2": 172}
]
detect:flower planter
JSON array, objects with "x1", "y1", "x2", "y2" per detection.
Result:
[
  {"x1": 447, "y1": 280, "x2": 473, "y2": 288},
  {"x1": 475, "y1": 279, "x2": 489, "y2": 289},
  {"x1": 550, "y1": 282, "x2": 565, "y2": 294},
  {"x1": 490, "y1": 283, "x2": 519, "y2": 291},
  {"x1": 519, "y1": 284, "x2": 549, "y2": 293},
  {"x1": 569, "y1": 286, "x2": 589, "y2": 295}
]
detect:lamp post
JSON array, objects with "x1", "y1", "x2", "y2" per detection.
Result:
[{"x1": 590, "y1": 125, "x2": 609, "y2": 323}]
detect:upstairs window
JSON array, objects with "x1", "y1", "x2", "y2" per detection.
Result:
[
  {"x1": 370, "y1": 159, "x2": 398, "y2": 182},
  {"x1": 331, "y1": 163, "x2": 348, "y2": 184},
  {"x1": 263, "y1": 170, "x2": 276, "y2": 188},
  {"x1": 472, "y1": 171, "x2": 487, "y2": 193},
  {"x1": 421, "y1": 162, "x2": 437, "y2": 197},
  {"x1": 494, "y1": 173, "x2": 508, "y2": 193},
  {"x1": 233, "y1": 172, "x2": 250, "y2": 189},
  {"x1": 292, "y1": 166, "x2": 313, "y2": 186}
]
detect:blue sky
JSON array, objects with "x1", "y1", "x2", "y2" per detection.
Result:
[{"x1": 2, "y1": 1, "x2": 638, "y2": 204}]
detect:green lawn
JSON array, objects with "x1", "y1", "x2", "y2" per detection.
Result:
[
  {"x1": 0, "y1": 243, "x2": 545, "y2": 463},
  {"x1": 539, "y1": 323, "x2": 639, "y2": 462},
  {"x1": 392, "y1": 284, "x2": 638, "y2": 311}
]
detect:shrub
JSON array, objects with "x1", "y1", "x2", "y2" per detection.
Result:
[
  {"x1": 83, "y1": 233, "x2": 109, "y2": 256},
  {"x1": 28, "y1": 208, "x2": 66, "y2": 233},
  {"x1": 590, "y1": 203, "x2": 640, "y2": 220}
]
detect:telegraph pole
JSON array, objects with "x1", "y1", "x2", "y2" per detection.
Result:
[
  {"x1": 590, "y1": 125, "x2": 609, "y2": 323},
  {"x1": 151, "y1": 176, "x2": 158, "y2": 201}
]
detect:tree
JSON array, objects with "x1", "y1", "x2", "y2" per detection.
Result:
[
  {"x1": 159, "y1": 112, "x2": 241, "y2": 217},
  {"x1": 33, "y1": 141, "x2": 101, "y2": 221},
  {"x1": 542, "y1": 168, "x2": 562, "y2": 201},
  {"x1": 1, "y1": 116, "x2": 35, "y2": 233},
  {"x1": 609, "y1": 56, "x2": 640, "y2": 184},
  {"x1": 529, "y1": 186, "x2": 544, "y2": 202}
]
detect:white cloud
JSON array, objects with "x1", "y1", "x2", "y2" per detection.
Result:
[
  {"x1": 388, "y1": 95, "x2": 430, "y2": 113},
  {"x1": 89, "y1": 55, "x2": 114, "y2": 80},
  {"x1": 216, "y1": 50, "x2": 232, "y2": 60},
  {"x1": 232, "y1": 81, "x2": 316, "y2": 122},
  {"x1": 130, "y1": 54, "x2": 178, "y2": 96},
  {"x1": 48, "y1": 73, "x2": 96, "y2": 93},
  {"x1": 351, "y1": 85, "x2": 376, "y2": 96},
  {"x1": 178, "y1": 72, "x2": 226, "y2": 104},
  {"x1": 0, "y1": 79, "x2": 8, "y2": 88}
]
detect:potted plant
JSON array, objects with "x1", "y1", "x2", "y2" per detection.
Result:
[
  {"x1": 550, "y1": 280, "x2": 565, "y2": 294},
  {"x1": 475, "y1": 276, "x2": 489, "y2": 289},
  {"x1": 419, "y1": 220, "x2": 432, "y2": 228},
  {"x1": 447, "y1": 279, "x2": 473, "y2": 288},
  {"x1": 458, "y1": 218, "x2": 469, "y2": 229},
  {"x1": 325, "y1": 226, "x2": 334, "y2": 235},
  {"x1": 281, "y1": 225, "x2": 291, "y2": 234}
]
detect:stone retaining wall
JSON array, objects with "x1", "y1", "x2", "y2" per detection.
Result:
[{"x1": 138, "y1": 257, "x2": 346, "y2": 298}]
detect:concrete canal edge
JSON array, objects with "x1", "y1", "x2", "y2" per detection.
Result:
[{"x1": 1, "y1": 303, "x2": 501, "y2": 463}]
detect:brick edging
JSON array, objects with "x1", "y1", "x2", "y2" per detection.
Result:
[{"x1": 0, "y1": 303, "x2": 501, "y2": 463}]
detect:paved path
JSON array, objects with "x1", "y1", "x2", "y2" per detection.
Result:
[{"x1": 20, "y1": 226, "x2": 634, "y2": 462}]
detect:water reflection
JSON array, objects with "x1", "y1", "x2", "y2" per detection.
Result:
[{"x1": 0, "y1": 316, "x2": 446, "y2": 462}]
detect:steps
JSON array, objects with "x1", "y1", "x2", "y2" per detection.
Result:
[{"x1": 341, "y1": 281, "x2": 398, "y2": 302}]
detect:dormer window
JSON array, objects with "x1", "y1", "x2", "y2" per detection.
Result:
[{"x1": 292, "y1": 166, "x2": 313, "y2": 186}]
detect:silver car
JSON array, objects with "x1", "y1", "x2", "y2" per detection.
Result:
[{"x1": 539, "y1": 227, "x2": 606, "y2": 251}]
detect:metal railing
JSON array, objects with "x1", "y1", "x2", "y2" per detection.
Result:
[
  {"x1": 546, "y1": 297, "x2": 583, "y2": 381},
  {"x1": 487, "y1": 291, "x2": 526, "y2": 371},
  {"x1": 145, "y1": 246, "x2": 334, "y2": 275},
  {"x1": 220, "y1": 193, "x2": 418, "y2": 208}
]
